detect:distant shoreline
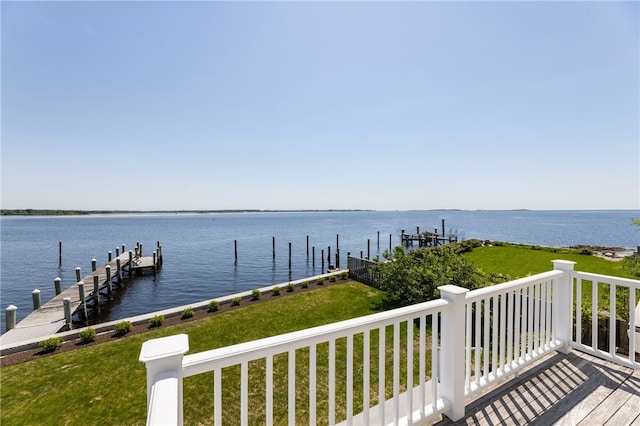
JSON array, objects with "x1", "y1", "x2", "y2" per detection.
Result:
[{"x1": 0, "y1": 209, "x2": 373, "y2": 216}]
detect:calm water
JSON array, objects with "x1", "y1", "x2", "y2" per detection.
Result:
[{"x1": 1, "y1": 210, "x2": 638, "y2": 332}]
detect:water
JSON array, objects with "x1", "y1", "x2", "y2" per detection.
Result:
[{"x1": 1, "y1": 210, "x2": 638, "y2": 332}]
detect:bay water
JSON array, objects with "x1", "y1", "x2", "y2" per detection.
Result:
[{"x1": 1, "y1": 210, "x2": 638, "y2": 333}]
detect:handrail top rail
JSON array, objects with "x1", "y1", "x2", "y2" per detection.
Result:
[
  {"x1": 465, "y1": 270, "x2": 564, "y2": 302},
  {"x1": 572, "y1": 270, "x2": 640, "y2": 288},
  {"x1": 183, "y1": 298, "x2": 449, "y2": 376}
]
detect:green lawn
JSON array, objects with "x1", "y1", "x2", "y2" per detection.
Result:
[{"x1": 1, "y1": 283, "x2": 388, "y2": 426}]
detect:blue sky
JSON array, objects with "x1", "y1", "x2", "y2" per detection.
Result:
[{"x1": 1, "y1": 1, "x2": 638, "y2": 211}]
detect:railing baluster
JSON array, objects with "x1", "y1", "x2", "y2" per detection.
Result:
[
  {"x1": 329, "y1": 339, "x2": 336, "y2": 426},
  {"x1": 214, "y1": 367, "x2": 222, "y2": 426},
  {"x1": 407, "y1": 318, "x2": 413, "y2": 424},
  {"x1": 507, "y1": 291, "x2": 514, "y2": 368},
  {"x1": 465, "y1": 303, "x2": 472, "y2": 389},
  {"x1": 491, "y1": 296, "x2": 498, "y2": 374},
  {"x1": 379, "y1": 326, "x2": 385, "y2": 424},
  {"x1": 592, "y1": 280, "x2": 598, "y2": 349},
  {"x1": 609, "y1": 283, "x2": 616, "y2": 357},
  {"x1": 431, "y1": 313, "x2": 439, "y2": 408},
  {"x1": 309, "y1": 344, "x2": 316, "y2": 426},
  {"x1": 288, "y1": 349, "x2": 295, "y2": 425},
  {"x1": 363, "y1": 331, "x2": 370, "y2": 425},
  {"x1": 527, "y1": 285, "x2": 534, "y2": 358},
  {"x1": 474, "y1": 300, "x2": 481, "y2": 387},
  {"x1": 483, "y1": 298, "x2": 490, "y2": 380},
  {"x1": 267, "y1": 356, "x2": 274, "y2": 425},
  {"x1": 241, "y1": 361, "x2": 248, "y2": 426},
  {"x1": 629, "y1": 288, "x2": 637, "y2": 364},
  {"x1": 541, "y1": 281, "x2": 547, "y2": 348},
  {"x1": 347, "y1": 334, "x2": 353, "y2": 425},
  {"x1": 576, "y1": 278, "x2": 583, "y2": 346},
  {"x1": 393, "y1": 322, "x2": 400, "y2": 424},
  {"x1": 419, "y1": 315, "x2": 425, "y2": 418},
  {"x1": 500, "y1": 291, "x2": 507, "y2": 372},
  {"x1": 514, "y1": 288, "x2": 521, "y2": 365}
]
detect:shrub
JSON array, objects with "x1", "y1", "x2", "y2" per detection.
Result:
[
  {"x1": 39, "y1": 337, "x2": 63, "y2": 353},
  {"x1": 79, "y1": 327, "x2": 97, "y2": 343},
  {"x1": 329, "y1": 275, "x2": 337, "y2": 283},
  {"x1": 114, "y1": 321, "x2": 133, "y2": 336},
  {"x1": 181, "y1": 307, "x2": 194, "y2": 319},
  {"x1": 287, "y1": 282, "x2": 295, "y2": 292},
  {"x1": 317, "y1": 277, "x2": 325, "y2": 285},
  {"x1": 340, "y1": 271, "x2": 348, "y2": 280},
  {"x1": 231, "y1": 297, "x2": 241, "y2": 306},
  {"x1": 272, "y1": 286, "x2": 281, "y2": 296},
  {"x1": 301, "y1": 280, "x2": 309, "y2": 288},
  {"x1": 208, "y1": 300, "x2": 220, "y2": 312},
  {"x1": 149, "y1": 315, "x2": 164, "y2": 327},
  {"x1": 251, "y1": 289, "x2": 261, "y2": 301}
]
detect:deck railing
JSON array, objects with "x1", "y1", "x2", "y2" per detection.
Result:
[{"x1": 139, "y1": 260, "x2": 640, "y2": 425}]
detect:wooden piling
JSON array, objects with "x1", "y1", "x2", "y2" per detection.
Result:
[
  {"x1": 288, "y1": 242, "x2": 292, "y2": 271},
  {"x1": 312, "y1": 246, "x2": 315, "y2": 267},
  {"x1": 54, "y1": 277, "x2": 62, "y2": 295},
  {"x1": 336, "y1": 234, "x2": 339, "y2": 250},
  {"x1": 153, "y1": 253, "x2": 157, "y2": 275},
  {"x1": 306, "y1": 236, "x2": 309, "y2": 257},
  {"x1": 116, "y1": 258, "x2": 123, "y2": 282},
  {"x1": 442, "y1": 219, "x2": 445, "y2": 239},
  {"x1": 92, "y1": 258, "x2": 97, "y2": 272},
  {"x1": 78, "y1": 281, "x2": 87, "y2": 319},
  {"x1": 116, "y1": 247, "x2": 120, "y2": 257},
  {"x1": 122, "y1": 244, "x2": 126, "y2": 253},
  {"x1": 273, "y1": 237, "x2": 276, "y2": 259},
  {"x1": 32, "y1": 289, "x2": 41, "y2": 310},
  {"x1": 5, "y1": 305, "x2": 17, "y2": 331},
  {"x1": 328, "y1": 246, "x2": 331, "y2": 266},
  {"x1": 93, "y1": 276, "x2": 100, "y2": 308},
  {"x1": 321, "y1": 249, "x2": 325, "y2": 271},
  {"x1": 75, "y1": 267, "x2": 82, "y2": 283},
  {"x1": 389, "y1": 234, "x2": 392, "y2": 253},
  {"x1": 58, "y1": 241, "x2": 62, "y2": 265},
  {"x1": 63, "y1": 297, "x2": 72, "y2": 330},
  {"x1": 128, "y1": 251, "x2": 133, "y2": 277},
  {"x1": 336, "y1": 249, "x2": 340, "y2": 269},
  {"x1": 108, "y1": 251, "x2": 112, "y2": 262},
  {"x1": 377, "y1": 231, "x2": 380, "y2": 247},
  {"x1": 367, "y1": 239, "x2": 371, "y2": 259},
  {"x1": 234, "y1": 240, "x2": 238, "y2": 263},
  {"x1": 106, "y1": 265, "x2": 112, "y2": 295},
  {"x1": 417, "y1": 226, "x2": 420, "y2": 234}
]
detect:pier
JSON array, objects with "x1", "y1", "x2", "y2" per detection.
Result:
[
  {"x1": 401, "y1": 219, "x2": 458, "y2": 247},
  {"x1": 1, "y1": 242, "x2": 163, "y2": 346}
]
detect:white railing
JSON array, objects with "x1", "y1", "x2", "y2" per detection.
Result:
[{"x1": 139, "y1": 260, "x2": 640, "y2": 425}]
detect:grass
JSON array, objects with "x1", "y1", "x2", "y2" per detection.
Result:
[{"x1": 0, "y1": 282, "x2": 387, "y2": 426}]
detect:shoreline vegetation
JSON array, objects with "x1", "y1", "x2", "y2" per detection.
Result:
[{"x1": 0, "y1": 209, "x2": 375, "y2": 216}]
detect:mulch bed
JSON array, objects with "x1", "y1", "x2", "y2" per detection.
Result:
[{"x1": 0, "y1": 278, "x2": 350, "y2": 368}]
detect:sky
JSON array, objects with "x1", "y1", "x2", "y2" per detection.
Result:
[{"x1": 1, "y1": 1, "x2": 638, "y2": 211}]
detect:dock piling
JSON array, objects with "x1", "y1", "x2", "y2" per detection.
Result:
[
  {"x1": 116, "y1": 258, "x2": 123, "y2": 282},
  {"x1": 367, "y1": 239, "x2": 371, "y2": 259},
  {"x1": 273, "y1": 237, "x2": 276, "y2": 259},
  {"x1": 78, "y1": 281, "x2": 87, "y2": 319},
  {"x1": 312, "y1": 246, "x2": 315, "y2": 267},
  {"x1": 153, "y1": 253, "x2": 157, "y2": 275},
  {"x1": 288, "y1": 242, "x2": 292, "y2": 271},
  {"x1": 234, "y1": 240, "x2": 238, "y2": 263},
  {"x1": 75, "y1": 267, "x2": 82, "y2": 283},
  {"x1": 129, "y1": 251, "x2": 133, "y2": 277},
  {"x1": 93, "y1": 276, "x2": 100, "y2": 308},
  {"x1": 116, "y1": 247, "x2": 120, "y2": 257},
  {"x1": 92, "y1": 259, "x2": 97, "y2": 272},
  {"x1": 389, "y1": 234, "x2": 392, "y2": 254},
  {"x1": 5, "y1": 305, "x2": 17, "y2": 331},
  {"x1": 108, "y1": 251, "x2": 112, "y2": 262},
  {"x1": 321, "y1": 249, "x2": 325, "y2": 271},
  {"x1": 63, "y1": 298, "x2": 72, "y2": 330},
  {"x1": 32, "y1": 289, "x2": 41, "y2": 310},
  {"x1": 306, "y1": 236, "x2": 309, "y2": 256},
  {"x1": 54, "y1": 277, "x2": 62, "y2": 295},
  {"x1": 59, "y1": 242, "x2": 62, "y2": 265},
  {"x1": 106, "y1": 265, "x2": 112, "y2": 295}
]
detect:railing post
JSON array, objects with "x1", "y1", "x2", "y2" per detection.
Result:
[
  {"x1": 438, "y1": 284, "x2": 469, "y2": 421},
  {"x1": 552, "y1": 260, "x2": 576, "y2": 354},
  {"x1": 139, "y1": 334, "x2": 189, "y2": 425}
]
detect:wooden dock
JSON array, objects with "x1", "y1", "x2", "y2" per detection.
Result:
[
  {"x1": 401, "y1": 231, "x2": 458, "y2": 247},
  {"x1": 1, "y1": 243, "x2": 162, "y2": 346}
]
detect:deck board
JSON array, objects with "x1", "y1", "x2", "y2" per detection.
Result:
[{"x1": 434, "y1": 350, "x2": 639, "y2": 426}]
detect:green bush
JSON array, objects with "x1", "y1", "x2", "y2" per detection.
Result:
[
  {"x1": 301, "y1": 280, "x2": 309, "y2": 288},
  {"x1": 251, "y1": 289, "x2": 261, "y2": 301},
  {"x1": 329, "y1": 275, "x2": 337, "y2": 283},
  {"x1": 287, "y1": 282, "x2": 295, "y2": 292},
  {"x1": 272, "y1": 286, "x2": 281, "y2": 296},
  {"x1": 181, "y1": 307, "x2": 194, "y2": 319},
  {"x1": 208, "y1": 300, "x2": 220, "y2": 312},
  {"x1": 317, "y1": 277, "x2": 325, "y2": 285},
  {"x1": 39, "y1": 337, "x2": 63, "y2": 353},
  {"x1": 149, "y1": 315, "x2": 164, "y2": 327},
  {"x1": 114, "y1": 321, "x2": 133, "y2": 336},
  {"x1": 78, "y1": 328, "x2": 97, "y2": 343},
  {"x1": 340, "y1": 271, "x2": 348, "y2": 280},
  {"x1": 231, "y1": 297, "x2": 241, "y2": 306}
]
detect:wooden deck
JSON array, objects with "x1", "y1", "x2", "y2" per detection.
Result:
[{"x1": 434, "y1": 350, "x2": 640, "y2": 425}]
